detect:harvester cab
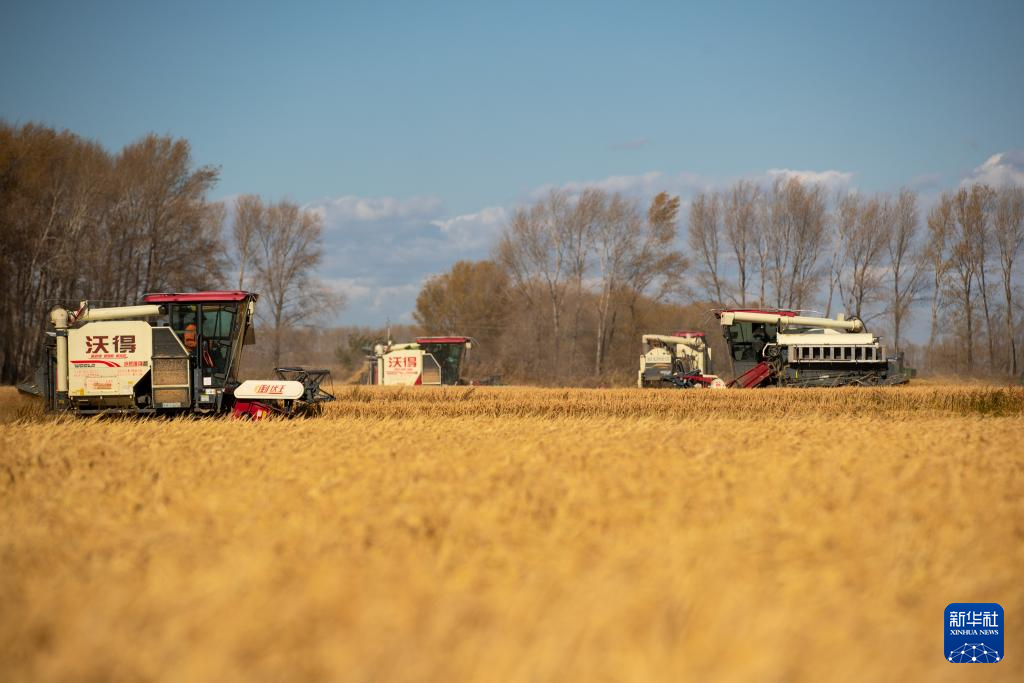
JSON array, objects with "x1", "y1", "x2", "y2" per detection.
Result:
[
  {"x1": 716, "y1": 309, "x2": 909, "y2": 387},
  {"x1": 144, "y1": 291, "x2": 257, "y2": 406},
  {"x1": 21, "y1": 290, "x2": 334, "y2": 417}
]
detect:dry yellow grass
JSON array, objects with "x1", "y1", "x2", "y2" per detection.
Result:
[{"x1": 0, "y1": 384, "x2": 1021, "y2": 682}]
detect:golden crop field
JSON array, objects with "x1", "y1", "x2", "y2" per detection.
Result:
[{"x1": 1, "y1": 384, "x2": 1021, "y2": 682}]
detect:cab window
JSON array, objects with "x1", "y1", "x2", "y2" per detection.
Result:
[{"x1": 200, "y1": 305, "x2": 237, "y2": 339}]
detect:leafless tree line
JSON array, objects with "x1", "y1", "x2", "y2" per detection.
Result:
[
  {"x1": 411, "y1": 189, "x2": 692, "y2": 382},
  {"x1": 495, "y1": 189, "x2": 689, "y2": 378},
  {"x1": 0, "y1": 122, "x2": 223, "y2": 383},
  {"x1": 688, "y1": 178, "x2": 1024, "y2": 376},
  {"x1": 926, "y1": 185, "x2": 1024, "y2": 374},
  {"x1": 689, "y1": 177, "x2": 832, "y2": 315},
  {"x1": 416, "y1": 177, "x2": 1024, "y2": 384},
  {"x1": 0, "y1": 121, "x2": 337, "y2": 383}
]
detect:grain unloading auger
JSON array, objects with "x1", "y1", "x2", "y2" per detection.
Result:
[
  {"x1": 717, "y1": 309, "x2": 909, "y2": 388},
  {"x1": 18, "y1": 291, "x2": 334, "y2": 418}
]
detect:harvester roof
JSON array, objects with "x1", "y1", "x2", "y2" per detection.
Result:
[
  {"x1": 142, "y1": 291, "x2": 257, "y2": 303},
  {"x1": 415, "y1": 336, "x2": 471, "y2": 344}
]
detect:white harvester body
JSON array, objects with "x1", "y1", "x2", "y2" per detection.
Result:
[
  {"x1": 638, "y1": 332, "x2": 724, "y2": 388},
  {"x1": 67, "y1": 320, "x2": 155, "y2": 399}
]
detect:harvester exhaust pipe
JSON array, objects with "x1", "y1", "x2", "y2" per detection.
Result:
[
  {"x1": 50, "y1": 306, "x2": 69, "y2": 407},
  {"x1": 74, "y1": 304, "x2": 164, "y2": 323}
]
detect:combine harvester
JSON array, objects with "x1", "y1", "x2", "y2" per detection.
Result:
[
  {"x1": 18, "y1": 291, "x2": 334, "y2": 418},
  {"x1": 719, "y1": 309, "x2": 909, "y2": 387},
  {"x1": 638, "y1": 309, "x2": 909, "y2": 388},
  {"x1": 365, "y1": 336, "x2": 475, "y2": 386},
  {"x1": 637, "y1": 332, "x2": 725, "y2": 388}
]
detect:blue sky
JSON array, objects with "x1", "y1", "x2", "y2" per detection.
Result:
[{"x1": 2, "y1": 1, "x2": 1023, "y2": 326}]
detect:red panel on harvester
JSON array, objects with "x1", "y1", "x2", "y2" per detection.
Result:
[
  {"x1": 142, "y1": 291, "x2": 255, "y2": 303},
  {"x1": 415, "y1": 337, "x2": 470, "y2": 344}
]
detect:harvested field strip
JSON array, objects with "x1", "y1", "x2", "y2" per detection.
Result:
[
  {"x1": 4, "y1": 386, "x2": 1023, "y2": 424},
  {"x1": 326, "y1": 385, "x2": 1024, "y2": 419}
]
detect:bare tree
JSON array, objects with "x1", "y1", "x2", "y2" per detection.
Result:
[
  {"x1": 233, "y1": 194, "x2": 262, "y2": 289},
  {"x1": 993, "y1": 186, "x2": 1024, "y2": 375},
  {"x1": 765, "y1": 177, "x2": 829, "y2": 310},
  {"x1": 110, "y1": 134, "x2": 223, "y2": 300},
  {"x1": 565, "y1": 189, "x2": 601, "y2": 375},
  {"x1": 925, "y1": 194, "x2": 954, "y2": 363},
  {"x1": 723, "y1": 180, "x2": 759, "y2": 306},
  {"x1": 495, "y1": 190, "x2": 573, "y2": 377},
  {"x1": 956, "y1": 185, "x2": 997, "y2": 371},
  {"x1": 838, "y1": 194, "x2": 889, "y2": 320},
  {"x1": 754, "y1": 195, "x2": 772, "y2": 307},
  {"x1": 825, "y1": 192, "x2": 856, "y2": 317},
  {"x1": 831, "y1": 193, "x2": 860, "y2": 315},
  {"x1": 592, "y1": 193, "x2": 637, "y2": 376},
  {"x1": 622, "y1": 192, "x2": 688, "y2": 322},
  {"x1": 886, "y1": 190, "x2": 923, "y2": 356},
  {"x1": 949, "y1": 189, "x2": 985, "y2": 372},
  {"x1": 252, "y1": 198, "x2": 339, "y2": 367},
  {"x1": 688, "y1": 191, "x2": 726, "y2": 305}
]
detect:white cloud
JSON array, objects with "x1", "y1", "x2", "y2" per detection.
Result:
[
  {"x1": 322, "y1": 276, "x2": 373, "y2": 302},
  {"x1": 765, "y1": 168, "x2": 855, "y2": 189},
  {"x1": 306, "y1": 194, "x2": 444, "y2": 227},
  {"x1": 962, "y1": 150, "x2": 1024, "y2": 188},
  {"x1": 302, "y1": 194, "x2": 497, "y2": 325},
  {"x1": 534, "y1": 170, "x2": 713, "y2": 202},
  {"x1": 320, "y1": 276, "x2": 423, "y2": 324},
  {"x1": 430, "y1": 206, "x2": 507, "y2": 250}
]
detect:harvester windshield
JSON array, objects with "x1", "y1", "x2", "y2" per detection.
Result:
[{"x1": 725, "y1": 320, "x2": 779, "y2": 362}]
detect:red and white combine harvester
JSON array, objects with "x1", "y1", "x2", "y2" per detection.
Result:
[
  {"x1": 719, "y1": 309, "x2": 909, "y2": 387},
  {"x1": 365, "y1": 337, "x2": 474, "y2": 386},
  {"x1": 638, "y1": 309, "x2": 909, "y2": 388},
  {"x1": 19, "y1": 291, "x2": 334, "y2": 418}
]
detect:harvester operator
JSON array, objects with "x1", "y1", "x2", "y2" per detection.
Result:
[{"x1": 183, "y1": 322, "x2": 197, "y2": 350}]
